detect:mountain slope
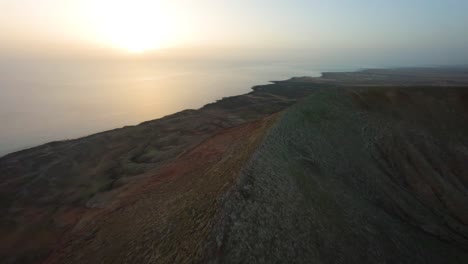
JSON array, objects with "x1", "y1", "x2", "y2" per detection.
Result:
[
  {"x1": 0, "y1": 80, "x2": 314, "y2": 263},
  {"x1": 1, "y1": 68, "x2": 468, "y2": 263},
  {"x1": 210, "y1": 87, "x2": 468, "y2": 263}
]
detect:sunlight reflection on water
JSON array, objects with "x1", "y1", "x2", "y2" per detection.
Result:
[{"x1": 0, "y1": 59, "x2": 345, "y2": 155}]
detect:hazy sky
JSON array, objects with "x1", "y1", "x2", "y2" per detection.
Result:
[
  {"x1": 1, "y1": 0, "x2": 468, "y2": 64},
  {"x1": 1, "y1": 0, "x2": 468, "y2": 154}
]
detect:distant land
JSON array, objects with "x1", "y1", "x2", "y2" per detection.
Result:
[{"x1": 1, "y1": 67, "x2": 468, "y2": 263}]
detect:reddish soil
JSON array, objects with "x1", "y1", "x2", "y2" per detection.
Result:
[{"x1": 44, "y1": 114, "x2": 278, "y2": 264}]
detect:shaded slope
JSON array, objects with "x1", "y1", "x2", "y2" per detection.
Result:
[{"x1": 211, "y1": 87, "x2": 468, "y2": 263}]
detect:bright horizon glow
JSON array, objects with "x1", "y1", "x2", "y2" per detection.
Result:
[
  {"x1": 84, "y1": 0, "x2": 180, "y2": 53},
  {"x1": 1, "y1": 0, "x2": 468, "y2": 64}
]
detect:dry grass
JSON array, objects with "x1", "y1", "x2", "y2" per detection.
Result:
[{"x1": 45, "y1": 115, "x2": 278, "y2": 264}]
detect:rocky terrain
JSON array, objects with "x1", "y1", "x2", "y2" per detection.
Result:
[
  {"x1": 1, "y1": 68, "x2": 468, "y2": 263},
  {"x1": 212, "y1": 86, "x2": 468, "y2": 263}
]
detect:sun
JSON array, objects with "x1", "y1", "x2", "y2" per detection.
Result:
[
  {"x1": 108, "y1": 24, "x2": 165, "y2": 53},
  {"x1": 128, "y1": 47, "x2": 145, "y2": 54},
  {"x1": 86, "y1": 0, "x2": 179, "y2": 53},
  {"x1": 127, "y1": 47, "x2": 144, "y2": 54}
]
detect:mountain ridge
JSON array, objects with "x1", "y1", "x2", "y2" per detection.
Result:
[{"x1": 1, "y1": 68, "x2": 468, "y2": 263}]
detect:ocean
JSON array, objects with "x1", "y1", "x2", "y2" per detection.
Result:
[{"x1": 0, "y1": 58, "x2": 352, "y2": 156}]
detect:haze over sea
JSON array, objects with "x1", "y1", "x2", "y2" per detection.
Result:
[
  {"x1": 2, "y1": 0, "x2": 468, "y2": 156},
  {"x1": 0, "y1": 57, "x2": 357, "y2": 156}
]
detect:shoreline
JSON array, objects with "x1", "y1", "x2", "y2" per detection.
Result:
[
  {"x1": 2, "y1": 67, "x2": 468, "y2": 263},
  {"x1": 0, "y1": 75, "x2": 323, "y2": 158},
  {"x1": 3, "y1": 66, "x2": 468, "y2": 158}
]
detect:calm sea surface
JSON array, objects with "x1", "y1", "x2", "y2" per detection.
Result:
[{"x1": 0, "y1": 58, "x2": 354, "y2": 156}]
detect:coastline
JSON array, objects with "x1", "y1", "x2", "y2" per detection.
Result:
[
  {"x1": 0, "y1": 62, "x2": 325, "y2": 157},
  {"x1": 0, "y1": 76, "x2": 318, "y2": 158},
  {"x1": 0, "y1": 66, "x2": 468, "y2": 159},
  {"x1": 3, "y1": 66, "x2": 468, "y2": 158},
  {"x1": 2, "y1": 67, "x2": 468, "y2": 263}
]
